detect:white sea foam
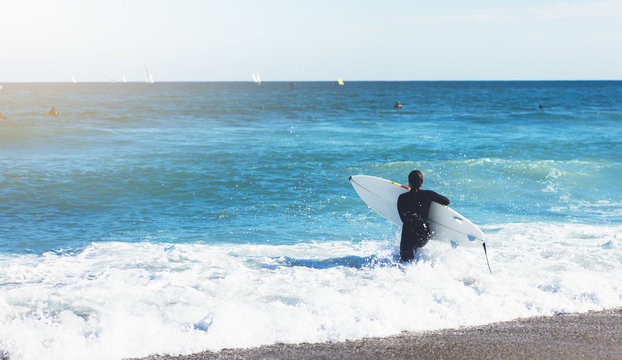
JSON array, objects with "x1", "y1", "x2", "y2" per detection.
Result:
[{"x1": 1, "y1": 222, "x2": 621, "y2": 360}]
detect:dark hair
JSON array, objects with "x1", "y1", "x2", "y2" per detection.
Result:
[{"x1": 408, "y1": 170, "x2": 423, "y2": 189}]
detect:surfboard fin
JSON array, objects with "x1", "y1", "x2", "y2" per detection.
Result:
[{"x1": 483, "y1": 243, "x2": 492, "y2": 274}]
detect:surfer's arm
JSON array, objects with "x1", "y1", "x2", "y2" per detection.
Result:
[{"x1": 431, "y1": 192, "x2": 450, "y2": 206}]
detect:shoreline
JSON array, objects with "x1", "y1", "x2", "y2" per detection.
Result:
[{"x1": 131, "y1": 308, "x2": 622, "y2": 360}]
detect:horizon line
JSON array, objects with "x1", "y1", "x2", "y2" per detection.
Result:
[{"x1": 1, "y1": 79, "x2": 621, "y2": 84}]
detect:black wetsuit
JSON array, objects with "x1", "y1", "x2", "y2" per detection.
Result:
[{"x1": 397, "y1": 189, "x2": 450, "y2": 262}]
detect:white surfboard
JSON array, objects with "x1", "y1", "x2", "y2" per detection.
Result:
[{"x1": 350, "y1": 175, "x2": 484, "y2": 247}]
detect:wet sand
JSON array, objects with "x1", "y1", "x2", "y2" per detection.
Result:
[{"x1": 132, "y1": 308, "x2": 622, "y2": 360}]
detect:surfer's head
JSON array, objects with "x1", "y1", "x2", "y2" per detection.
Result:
[{"x1": 408, "y1": 170, "x2": 423, "y2": 189}]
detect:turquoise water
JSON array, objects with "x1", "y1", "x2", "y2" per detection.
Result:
[
  {"x1": 2, "y1": 81, "x2": 620, "y2": 252},
  {"x1": 1, "y1": 81, "x2": 621, "y2": 359}
]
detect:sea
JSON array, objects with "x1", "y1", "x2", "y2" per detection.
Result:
[{"x1": 1, "y1": 81, "x2": 621, "y2": 360}]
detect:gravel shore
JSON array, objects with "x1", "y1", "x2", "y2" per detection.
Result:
[{"x1": 131, "y1": 308, "x2": 622, "y2": 360}]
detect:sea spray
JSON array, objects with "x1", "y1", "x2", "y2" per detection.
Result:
[{"x1": 1, "y1": 222, "x2": 621, "y2": 359}]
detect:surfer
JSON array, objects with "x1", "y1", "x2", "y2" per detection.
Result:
[
  {"x1": 394, "y1": 101, "x2": 402, "y2": 109},
  {"x1": 397, "y1": 170, "x2": 450, "y2": 262}
]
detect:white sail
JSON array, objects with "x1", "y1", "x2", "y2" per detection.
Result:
[
  {"x1": 145, "y1": 68, "x2": 155, "y2": 83},
  {"x1": 252, "y1": 73, "x2": 262, "y2": 84},
  {"x1": 122, "y1": 74, "x2": 127, "y2": 83},
  {"x1": 71, "y1": 76, "x2": 77, "y2": 84}
]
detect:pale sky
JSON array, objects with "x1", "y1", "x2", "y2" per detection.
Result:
[{"x1": 1, "y1": 0, "x2": 621, "y2": 82}]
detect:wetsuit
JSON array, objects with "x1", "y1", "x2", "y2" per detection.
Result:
[{"x1": 397, "y1": 189, "x2": 450, "y2": 262}]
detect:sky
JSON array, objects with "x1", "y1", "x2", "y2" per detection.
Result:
[{"x1": 1, "y1": 0, "x2": 621, "y2": 81}]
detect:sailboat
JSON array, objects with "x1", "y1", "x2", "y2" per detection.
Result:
[
  {"x1": 252, "y1": 73, "x2": 262, "y2": 85},
  {"x1": 122, "y1": 74, "x2": 127, "y2": 83},
  {"x1": 144, "y1": 68, "x2": 155, "y2": 84},
  {"x1": 337, "y1": 78, "x2": 344, "y2": 86},
  {"x1": 71, "y1": 76, "x2": 77, "y2": 84}
]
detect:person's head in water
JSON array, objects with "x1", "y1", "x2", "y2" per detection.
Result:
[{"x1": 408, "y1": 170, "x2": 423, "y2": 190}]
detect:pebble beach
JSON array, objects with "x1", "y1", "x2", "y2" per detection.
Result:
[{"x1": 132, "y1": 308, "x2": 622, "y2": 360}]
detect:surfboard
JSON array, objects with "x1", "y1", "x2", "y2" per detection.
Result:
[{"x1": 349, "y1": 175, "x2": 484, "y2": 247}]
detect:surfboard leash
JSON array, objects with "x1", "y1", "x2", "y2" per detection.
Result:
[{"x1": 483, "y1": 243, "x2": 492, "y2": 274}]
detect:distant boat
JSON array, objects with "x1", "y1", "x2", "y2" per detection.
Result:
[
  {"x1": 71, "y1": 76, "x2": 77, "y2": 84},
  {"x1": 122, "y1": 74, "x2": 127, "y2": 83},
  {"x1": 252, "y1": 73, "x2": 262, "y2": 85},
  {"x1": 144, "y1": 68, "x2": 155, "y2": 84},
  {"x1": 337, "y1": 78, "x2": 344, "y2": 86},
  {"x1": 46, "y1": 106, "x2": 58, "y2": 116}
]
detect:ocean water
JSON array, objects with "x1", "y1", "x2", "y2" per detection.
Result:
[{"x1": 0, "y1": 81, "x2": 621, "y2": 359}]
